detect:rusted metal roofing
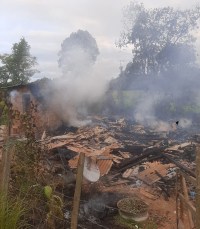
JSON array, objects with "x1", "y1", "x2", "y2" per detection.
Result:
[
  {"x1": 68, "y1": 147, "x2": 92, "y2": 168},
  {"x1": 97, "y1": 148, "x2": 113, "y2": 176},
  {"x1": 68, "y1": 152, "x2": 90, "y2": 168},
  {"x1": 68, "y1": 147, "x2": 113, "y2": 177},
  {"x1": 135, "y1": 163, "x2": 172, "y2": 185}
]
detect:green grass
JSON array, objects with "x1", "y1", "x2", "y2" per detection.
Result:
[
  {"x1": 0, "y1": 193, "x2": 29, "y2": 229},
  {"x1": 114, "y1": 214, "x2": 143, "y2": 228},
  {"x1": 112, "y1": 90, "x2": 200, "y2": 115},
  {"x1": 114, "y1": 215, "x2": 157, "y2": 229}
]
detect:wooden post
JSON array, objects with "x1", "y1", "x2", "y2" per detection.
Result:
[
  {"x1": 176, "y1": 170, "x2": 179, "y2": 229},
  {"x1": 180, "y1": 175, "x2": 184, "y2": 222},
  {"x1": 196, "y1": 145, "x2": 200, "y2": 229},
  {"x1": 71, "y1": 153, "x2": 85, "y2": 229},
  {"x1": 7, "y1": 111, "x2": 10, "y2": 137},
  {"x1": 0, "y1": 137, "x2": 14, "y2": 195},
  {"x1": 182, "y1": 176, "x2": 194, "y2": 229}
]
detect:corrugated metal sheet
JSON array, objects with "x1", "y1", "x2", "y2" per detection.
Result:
[
  {"x1": 69, "y1": 147, "x2": 114, "y2": 176},
  {"x1": 97, "y1": 148, "x2": 113, "y2": 176},
  {"x1": 135, "y1": 163, "x2": 172, "y2": 185},
  {"x1": 68, "y1": 147, "x2": 91, "y2": 168}
]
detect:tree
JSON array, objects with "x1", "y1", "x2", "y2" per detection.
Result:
[
  {"x1": 116, "y1": 2, "x2": 200, "y2": 119},
  {"x1": 58, "y1": 30, "x2": 99, "y2": 76},
  {"x1": 0, "y1": 37, "x2": 39, "y2": 86},
  {"x1": 118, "y1": 2, "x2": 200, "y2": 76}
]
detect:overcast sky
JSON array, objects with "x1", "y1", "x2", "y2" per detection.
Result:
[{"x1": 1, "y1": 0, "x2": 200, "y2": 81}]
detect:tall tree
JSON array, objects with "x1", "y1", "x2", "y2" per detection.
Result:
[
  {"x1": 118, "y1": 2, "x2": 200, "y2": 76},
  {"x1": 116, "y1": 2, "x2": 200, "y2": 119},
  {"x1": 0, "y1": 37, "x2": 39, "y2": 86},
  {"x1": 58, "y1": 30, "x2": 99, "y2": 76}
]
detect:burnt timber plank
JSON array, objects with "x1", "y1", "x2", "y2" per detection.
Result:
[
  {"x1": 155, "y1": 170, "x2": 169, "y2": 184},
  {"x1": 161, "y1": 153, "x2": 196, "y2": 177},
  {"x1": 117, "y1": 151, "x2": 154, "y2": 169},
  {"x1": 118, "y1": 146, "x2": 166, "y2": 169},
  {"x1": 115, "y1": 146, "x2": 144, "y2": 151},
  {"x1": 117, "y1": 155, "x2": 163, "y2": 173},
  {"x1": 158, "y1": 184, "x2": 170, "y2": 197}
]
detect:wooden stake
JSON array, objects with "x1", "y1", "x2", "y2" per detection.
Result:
[
  {"x1": 196, "y1": 145, "x2": 200, "y2": 229},
  {"x1": 71, "y1": 153, "x2": 85, "y2": 229},
  {"x1": 176, "y1": 170, "x2": 179, "y2": 229},
  {"x1": 182, "y1": 176, "x2": 194, "y2": 229},
  {"x1": 7, "y1": 112, "x2": 10, "y2": 137},
  {"x1": 180, "y1": 175, "x2": 184, "y2": 222},
  {"x1": 0, "y1": 137, "x2": 14, "y2": 195}
]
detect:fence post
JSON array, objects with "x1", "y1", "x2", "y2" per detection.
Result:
[
  {"x1": 0, "y1": 110, "x2": 15, "y2": 198},
  {"x1": 182, "y1": 176, "x2": 194, "y2": 229},
  {"x1": 0, "y1": 136, "x2": 14, "y2": 196},
  {"x1": 176, "y1": 170, "x2": 179, "y2": 229},
  {"x1": 180, "y1": 175, "x2": 184, "y2": 222},
  {"x1": 71, "y1": 152, "x2": 85, "y2": 229},
  {"x1": 196, "y1": 145, "x2": 200, "y2": 229}
]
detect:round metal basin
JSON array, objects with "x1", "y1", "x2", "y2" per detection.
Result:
[{"x1": 117, "y1": 198, "x2": 149, "y2": 222}]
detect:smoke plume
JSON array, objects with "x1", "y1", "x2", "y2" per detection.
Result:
[{"x1": 44, "y1": 47, "x2": 109, "y2": 127}]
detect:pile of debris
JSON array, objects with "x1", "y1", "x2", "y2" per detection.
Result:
[
  {"x1": 40, "y1": 116, "x2": 197, "y2": 198},
  {"x1": 0, "y1": 116, "x2": 198, "y2": 228}
]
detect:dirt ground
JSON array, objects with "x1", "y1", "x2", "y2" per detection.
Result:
[{"x1": 70, "y1": 176, "x2": 191, "y2": 229}]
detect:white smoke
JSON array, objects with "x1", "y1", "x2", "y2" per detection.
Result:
[
  {"x1": 134, "y1": 94, "x2": 172, "y2": 131},
  {"x1": 179, "y1": 118, "x2": 192, "y2": 128},
  {"x1": 44, "y1": 47, "x2": 109, "y2": 127}
]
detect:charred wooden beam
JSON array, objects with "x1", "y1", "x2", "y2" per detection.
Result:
[
  {"x1": 117, "y1": 151, "x2": 156, "y2": 169},
  {"x1": 158, "y1": 184, "x2": 170, "y2": 198},
  {"x1": 117, "y1": 155, "x2": 163, "y2": 173},
  {"x1": 111, "y1": 146, "x2": 144, "y2": 154},
  {"x1": 118, "y1": 146, "x2": 166, "y2": 169},
  {"x1": 116, "y1": 146, "x2": 144, "y2": 151},
  {"x1": 155, "y1": 170, "x2": 169, "y2": 184},
  {"x1": 133, "y1": 135, "x2": 168, "y2": 140},
  {"x1": 161, "y1": 152, "x2": 196, "y2": 177}
]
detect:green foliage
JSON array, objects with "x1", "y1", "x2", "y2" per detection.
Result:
[
  {"x1": 170, "y1": 103, "x2": 176, "y2": 112},
  {"x1": 0, "y1": 37, "x2": 39, "y2": 86},
  {"x1": 0, "y1": 100, "x2": 8, "y2": 125},
  {"x1": 123, "y1": 91, "x2": 145, "y2": 108},
  {"x1": 115, "y1": 215, "x2": 142, "y2": 228},
  {"x1": 0, "y1": 193, "x2": 29, "y2": 229},
  {"x1": 114, "y1": 215, "x2": 157, "y2": 229},
  {"x1": 87, "y1": 95, "x2": 107, "y2": 115},
  {"x1": 113, "y1": 90, "x2": 145, "y2": 108},
  {"x1": 116, "y1": 2, "x2": 200, "y2": 116},
  {"x1": 44, "y1": 186, "x2": 63, "y2": 229},
  {"x1": 12, "y1": 103, "x2": 46, "y2": 186},
  {"x1": 110, "y1": 90, "x2": 200, "y2": 118},
  {"x1": 45, "y1": 186, "x2": 52, "y2": 199},
  {"x1": 58, "y1": 30, "x2": 99, "y2": 75},
  {"x1": 118, "y1": 2, "x2": 200, "y2": 76}
]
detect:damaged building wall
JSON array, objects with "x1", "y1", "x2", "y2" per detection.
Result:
[{"x1": 3, "y1": 80, "x2": 62, "y2": 137}]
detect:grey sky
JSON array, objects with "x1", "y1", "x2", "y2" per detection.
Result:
[{"x1": 1, "y1": 0, "x2": 200, "y2": 81}]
